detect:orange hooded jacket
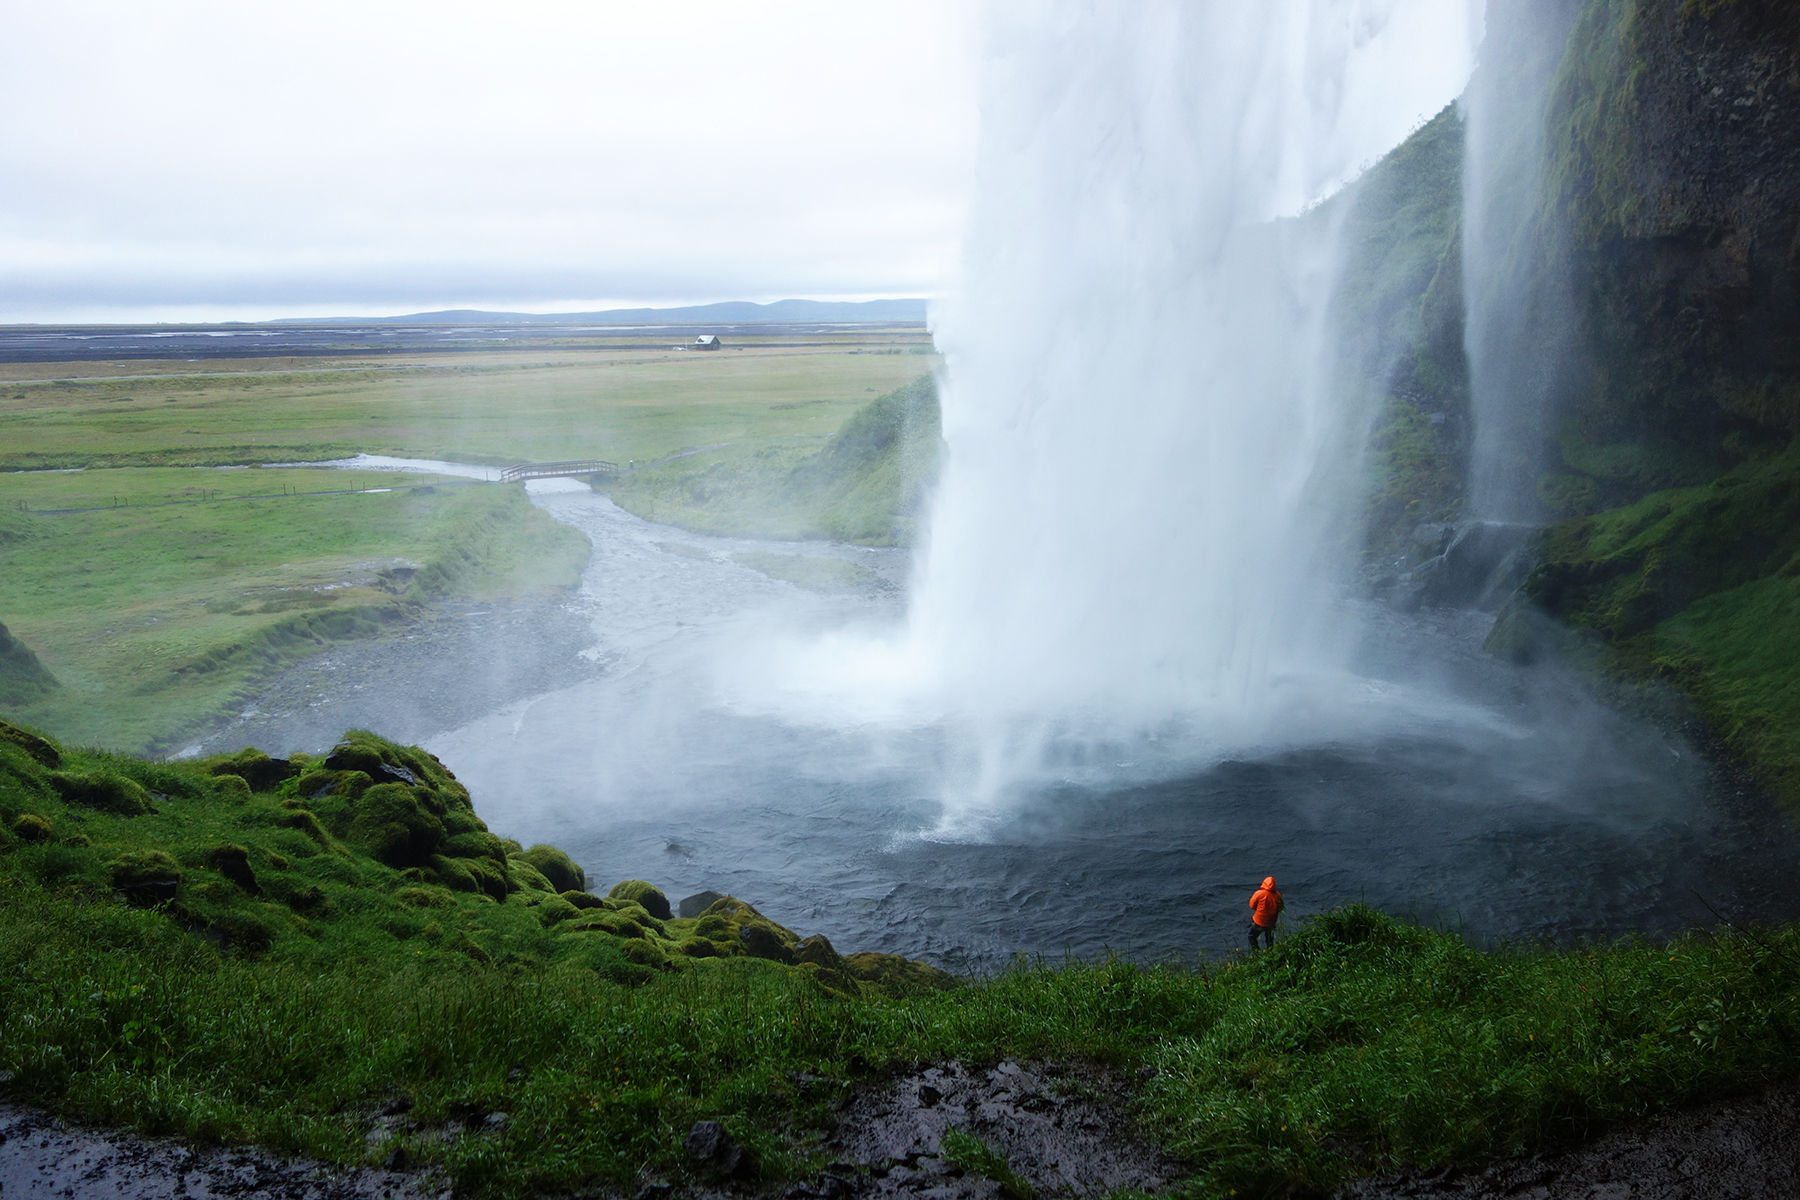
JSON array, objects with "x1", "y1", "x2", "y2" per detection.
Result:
[{"x1": 1248, "y1": 877, "x2": 1284, "y2": 928}]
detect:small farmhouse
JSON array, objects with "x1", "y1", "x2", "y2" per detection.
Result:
[{"x1": 693, "y1": 334, "x2": 722, "y2": 350}]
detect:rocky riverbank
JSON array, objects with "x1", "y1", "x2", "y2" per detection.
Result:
[{"x1": 179, "y1": 597, "x2": 604, "y2": 760}]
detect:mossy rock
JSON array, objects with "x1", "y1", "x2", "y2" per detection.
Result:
[
  {"x1": 345, "y1": 782, "x2": 445, "y2": 869},
  {"x1": 276, "y1": 806, "x2": 334, "y2": 849},
  {"x1": 607, "y1": 879, "x2": 671, "y2": 920},
  {"x1": 109, "y1": 850, "x2": 181, "y2": 906},
  {"x1": 206, "y1": 844, "x2": 259, "y2": 895},
  {"x1": 50, "y1": 770, "x2": 153, "y2": 816},
  {"x1": 843, "y1": 951, "x2": 959, "y2": 994},
  {"x1": 738, "y1": 923, "x2": 797, "y2": 964},
  {"x1": 678, "y1": 937, "x2": 725, "y2": 958},
  {"x1": 441, "y1": 808, "x2": 488, "y2": 837},
  {"x1": 429, "y1": 853, "x2": 507, "y2": 902},
  {"x1": 506, "y1": 856, "x2": 557, "y2": 894},
  {"x1": 207, "y1": 748, "x2": 299, "y2": 793},
  {"x1": 396, "y1": 884, "x2": 458, "y2": 909},
  {"x1": 294, "y1": 769, "x2": 372, "y2": 801},
  {"x1": 694, "y1": 914, "x2": 732, "y2": 940},
  {"x1": 522, "y1": 844, "x2": 585, "y2": 892},
  {"x1": 559, "y1": 890, "x2": 606, "y2": 910},
  {"x1": 0, "y1": 719, "x2": 61, "y2": 768},
  {"x1": 620, "y1": 937, "x2": 668, "y2": 968},
  {"x1": 794, "y1": 933, "x2": 847, "y2": 971},
  {"x1": 11, "y1": 812, "x2": 52, "y2": 843},
  {"x1": 268, "y1": 879, "x2": 329, "y2": 914},
  {"x1": 443, "y1": 830, "x2": 508, "y2": 862},
  {"x1": 212, "y1": 773, "x2": 253, "y2": 800},
  {"x1": 536, "y1": 895, "x2": 582, "y2": 926}
]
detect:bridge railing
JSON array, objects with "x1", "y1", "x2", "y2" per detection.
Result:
[{"x1": 499, "y1": 459, "x2": 620, "y2": 483}]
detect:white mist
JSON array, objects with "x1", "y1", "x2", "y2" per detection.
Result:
[{"x1": 735, "y1": 2, "x2": 1479, "y2": 813}]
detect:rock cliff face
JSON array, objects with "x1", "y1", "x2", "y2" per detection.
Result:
[
  {"x1": 1343, "y1": 0, "x2": 1800, "y2": 802},
  {"x1": 1543, "y1": 0, "x2": 1800, "y2": 506}
]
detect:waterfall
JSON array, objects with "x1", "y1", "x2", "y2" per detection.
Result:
[{"x1": 744, "y1": 2, "x2": 1480, "y2": 812}]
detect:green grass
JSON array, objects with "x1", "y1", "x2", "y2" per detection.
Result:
[
  {"x1": 2, "y1": 723, "x2": 1796, "y2": 1199},
  {"x1": 1510, "y1": 442, "x2": 1800, "y2": 806},
  {"x1": 0, "y1": 344, "x2": 934, "y2": 472},
  {"x1": 607, "y1": 373, "x2": 941, "y2": 544},
  {"x1": 0, "y1": 469, "x2": 588, "y2": 753}
]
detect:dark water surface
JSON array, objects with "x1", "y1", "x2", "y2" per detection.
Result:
[{"x1": 391, "y1": 482, "x2": 1800, "y2": 974}]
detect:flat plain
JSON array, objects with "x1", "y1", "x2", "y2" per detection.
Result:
[{"x1": 0, "y1": 329, "x2": 936, "y2": 752}]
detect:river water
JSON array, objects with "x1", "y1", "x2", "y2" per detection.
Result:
[{"x1": 299, "y1": 469, "x2": 1796, "y2": 974}]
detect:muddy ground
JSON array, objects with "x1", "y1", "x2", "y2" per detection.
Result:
[{"x1": 4, "y1": 1072, "x2": 1796, "y2": 1199}]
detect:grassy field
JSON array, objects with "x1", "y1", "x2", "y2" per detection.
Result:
[
  {"x1": 0, "y1": 334, "x2": 937, "y2": 752},
  {"x1": 0, "y1": 469, "x2": 589, "y2": 753},
  {"x1": 0, "y1": 340, "x2": 935, "y2": 471},
  {"x1": 2, "y1": 721, "x2": 1796, "y2": 1199}
]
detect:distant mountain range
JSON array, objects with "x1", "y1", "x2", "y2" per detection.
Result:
[{"x1": 280, "y1": 298, "x2": 929, "y2": 326}]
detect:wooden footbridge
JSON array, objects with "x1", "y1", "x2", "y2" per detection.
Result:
[{"x1": 499, "y1": 459, "x2": 620, "y2": 483}]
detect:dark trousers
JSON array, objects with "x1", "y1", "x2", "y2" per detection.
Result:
[{"x1": 1248, "y1": 920, "x2": 1275, "y2": 951}]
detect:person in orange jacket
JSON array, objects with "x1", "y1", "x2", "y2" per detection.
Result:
[{"x1": 1247, "y1": 875, "x2": 1284, "y2": 951}]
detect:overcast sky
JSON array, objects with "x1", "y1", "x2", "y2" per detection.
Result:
[
  {"x1": 0, "y1": 1, "x2": 979, "y2": 323},
  {"x1": 1, "y1": 2, "x2": 1475, "y2": 325}
]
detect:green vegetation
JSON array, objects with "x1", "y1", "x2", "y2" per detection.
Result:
[
  {"x1": 0, "y1": 469, "x2": 588, "y2": 753},
  {"x1": 1510, "y1": 441, "x2": 1800, "y2": 800},
  {"x1": 0, "y1": 338, "x2": 937, "y2": 751},
  {"x1": 0, "y1": 344, "x2": 933, "y2": 472},
  {"x1": 607, "y1": 374, "x2": 942, "y2": 544},
  {"x1": 2, "y1": 718, "x2": 1796, "y2": 1197},
  {"x1": 1319, "y1": 103, "x2": 1469, "y2": 557}
]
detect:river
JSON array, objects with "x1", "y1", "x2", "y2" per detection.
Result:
[{"x1": 203, "y1": 462, "x2": 1791, "y2": 974}]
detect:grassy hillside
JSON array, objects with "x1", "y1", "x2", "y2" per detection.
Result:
[
  {"x1": 2, "y1": 720, "x2": 1796, "y2": 1198},
  {"x1": 606, "y1": 373, "x2": 942, "y2": 545}
]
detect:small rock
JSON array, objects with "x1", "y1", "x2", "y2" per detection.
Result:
[
  {"x1": 678, "y1": 890, "x2": 726, "y2": 918},
  {"x1": 685, "y1": 1119, "x2": 754, "y2": 1179}
]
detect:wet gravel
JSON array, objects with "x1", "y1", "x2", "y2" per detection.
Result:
[{"x1": 180, "y1": 597, "x2": 605, "y2": 760}]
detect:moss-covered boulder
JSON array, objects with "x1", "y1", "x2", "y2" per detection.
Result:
[
  {"x1": 844, "y1": 951, "x2": 959, "y2": 994},
  {"x1": 607, "y1": 879, "x2": 672, "y2": 920},
  {"x1": 11, "y1": 812, "x2": 53, "y2": 843},
  {"x1": 50, "y1": 770, "x2": 153, "y2": 816},
  {"x1": 522, "y1": 844, "x2": 585, "y2": 892},
  {"x1": 109, "y1": 850, "x2": 182, "y2": 906},
  {"x1": 0, "y1": 718, "x2": 61, "y2": 768},
  {"x1": 343, "y1": 782, "x2": 445, "y2": 869},
  {"x1": 206, "y1": 748, "x2": 299, "y2": 793}
]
